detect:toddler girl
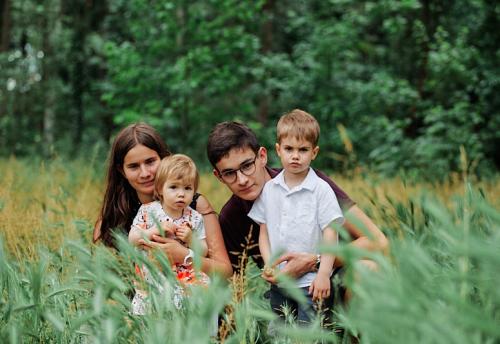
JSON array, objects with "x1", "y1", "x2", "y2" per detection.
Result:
[{"x1": 128, "y1": 154, "x2": 210, "y2": 315}]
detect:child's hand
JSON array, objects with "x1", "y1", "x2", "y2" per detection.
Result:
[
  {"x1": 309, "y1": 272, "x2": 331, "y2": 301},
  {"x1": 160, "y1": 221, "x2": 177, "y2": 239},
  {"x1": 261, "y1": 264, "x2": 279, "y2": 283},
  {"x1": 145, "y1": 226, "x2": 161, "y2": 240},
  {"x1": 262, "y1": 265, "x2": 276, "y2": 278},
  {"x1": 175, "y1": 222, "x2": 193, "y2": 246}
]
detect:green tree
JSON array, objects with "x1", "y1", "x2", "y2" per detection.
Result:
[{"x1": 103, "y1": 0, "x2": 267, "y2": 163}]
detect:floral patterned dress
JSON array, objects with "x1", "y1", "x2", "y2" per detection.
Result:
[{"x1": 130, "y1": 201, "x2": 210, "y2": 315}]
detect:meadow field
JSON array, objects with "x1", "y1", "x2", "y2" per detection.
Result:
[{"x1": 0, "y1": 157, "x2": 499, "y2": 343}]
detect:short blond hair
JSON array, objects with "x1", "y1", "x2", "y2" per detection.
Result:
[
  {"x1": 276, "y1": 109, "x2": 320, "y2": 146},
  {"x1": 154, "y1": 154, "x2": 199, "y2": 201}
]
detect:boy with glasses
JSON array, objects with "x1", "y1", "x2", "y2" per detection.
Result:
[{"x1": 206, "y1": 117, "x2": 388, "y2": 283}]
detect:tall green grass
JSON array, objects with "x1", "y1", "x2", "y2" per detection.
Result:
[
  {"x1": 0, "y1": 158, "x2": 499, "y2": 343},
  {"x1": 336, "y1": 188, "x2": 500, "y2": 343}
]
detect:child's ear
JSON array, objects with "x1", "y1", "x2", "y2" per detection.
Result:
[
  {"x1": 312, "y1": 146, "x2": 319, "y2": 160},
  {"x1": 275, "y1": 143, "x2": 281, "y2": 157}
]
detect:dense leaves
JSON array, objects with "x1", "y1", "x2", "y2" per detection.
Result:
[{"x1": 0, "y1": 0, "x2": 498, "y2": 177}]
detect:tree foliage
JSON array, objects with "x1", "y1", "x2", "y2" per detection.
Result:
[{"x1": 0, "y1": 0, "x2": 498, "y2": 177}]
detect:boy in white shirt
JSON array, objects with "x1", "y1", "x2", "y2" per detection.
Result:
[{"x1": 248, "y1": 109, "x2": 344, "y2": 326}]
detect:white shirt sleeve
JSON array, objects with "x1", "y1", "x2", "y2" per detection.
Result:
[
  {"x1": 317, "y1": 181, "x2": 344, "y2": 230},
  {"x1": 247, "y1": 185, "x2": 268, "y2": 225}
]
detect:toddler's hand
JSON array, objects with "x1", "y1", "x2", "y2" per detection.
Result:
[
  {"x1": 160, "y1": 221, "x2": 177, "y2": 238},
  {"x1": 261, "y1": 265, "x2": 279, "y2": 284},
  {"x1": 175, "y1": 222, "x2": 193, "y2": 246},
  {"x1": 309, "y1": 273, "x2": 331, "y2": 301},
  {"x1": 262, "y1": 265, "x2": 276, "y2": 278}
]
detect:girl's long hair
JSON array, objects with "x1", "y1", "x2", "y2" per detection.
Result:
[{"x1": 95, "y1": 123, "x2": 170, "y2": 248}]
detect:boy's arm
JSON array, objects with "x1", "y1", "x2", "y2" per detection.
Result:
[
  {"x1": 309, "y1": 225, "x2": 337, "y2": 300},
  {"x1": 259, "y1": 223, "x2": 271, "y2": 265},
  {"x1": 318, "y1": 226, "x2": 337, "y2": 276},
  {"x1": 337, "y1": 205, "x2": 388, "y2": 267},
  {"x1": 260, "y1": 223, "x2": 278, "y2": 281},
  {"x1": 274, "y1": 205, "x2": 388, "y2": 277},
  {"x1": 346, "y1": 205, "x2": 388, "y2": 253},
  {"x1": 315, "y1": 169, "x2": 388, "y2": 259}
]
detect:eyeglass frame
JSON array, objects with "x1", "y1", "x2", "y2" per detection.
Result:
[{"x1": 216, "y1": 156, "x2": 258, "y2": 184}]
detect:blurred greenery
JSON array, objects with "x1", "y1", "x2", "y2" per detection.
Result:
[{"x1": 0, "y1": 0, "x2": 499, "y2": 178}]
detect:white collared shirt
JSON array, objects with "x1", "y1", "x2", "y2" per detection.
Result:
[{"x1": 248, "y1": 168, "x2": 344, "y2": 287}]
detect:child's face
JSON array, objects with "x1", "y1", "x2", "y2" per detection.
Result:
[
  {"x1": 159, "y1": 177, "x2": 195, "y2": 217},
  {"x1": 276, "y1": 136, "x2": 319, "y2": 176}
]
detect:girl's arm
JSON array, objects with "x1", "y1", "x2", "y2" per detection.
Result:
[
  {"x1": 175, "y1": 223, "x2": 193, "y2": 246},
  {"x1": 128, "y1": 226, "x2": 144, "y2": 245},
  {"x1": 128, "y1": 206, "x2": 158, "y2": 248}
]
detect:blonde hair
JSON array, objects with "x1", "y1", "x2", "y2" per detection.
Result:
[
  {"x1": 277, "y1": 109, "x2": 320, "y2": 146},
  {"x1": 154, "y1": 154, "x2": 199, "y2": 201}
]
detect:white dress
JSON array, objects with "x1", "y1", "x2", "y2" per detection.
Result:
[{"x1": 130, "y1": 201, "x2": 210, "y2": 315}]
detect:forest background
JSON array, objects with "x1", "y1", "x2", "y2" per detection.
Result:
[
  {"x1": 1, "y1": 0, "x2": 498, "y2": 178},
  {"x1": 1, "y1": 1, "x2": 500, "y2": 342}
]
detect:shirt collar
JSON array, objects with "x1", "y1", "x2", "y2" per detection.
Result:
[{"x1": 272, "y1": 167, "x2": 317, "y2": 192}]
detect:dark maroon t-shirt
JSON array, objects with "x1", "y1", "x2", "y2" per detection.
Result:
[{"x1": 219, "y1": 167, "x2": 355, "y2": 272}]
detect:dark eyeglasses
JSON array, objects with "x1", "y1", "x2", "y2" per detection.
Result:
[{"x1": 218, "y1": 157, "x2": 257, "y2": 184}]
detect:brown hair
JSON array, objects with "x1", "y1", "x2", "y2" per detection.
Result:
[
  {"x1": 206, "y1": 121, "x2": 260, "y2": 168},
  {"x1": 95, "y1": 123, "x2": 170, "y2": 248},
  {"x1": 154, "y1": 154, "x2": 199, "y2": 202},
  {"x1": 277, "y1": 109, "x2": 320, "y2": 146}
]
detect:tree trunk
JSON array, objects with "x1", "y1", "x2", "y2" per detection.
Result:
[
  {"x1": 176, "y1": 3, "x2": 189, "y2": 139},
  {"x1": 257, "y1": 0, "x2": 275, "y2": 126},
  {"x1": 41, "y1": 1, "x2": 56, "y2": 158},
  {"x1": 43, "y1": 92, "x2": 56, "y2": 157},
  {"x1": 0, "y1": 0, "x2": 11, "y2": 52},
  {"x1": 417, "y1": 0, "x2": 431, "y2": 99},
  {"x1": 72, "y1": 26, "x2": 86, "y2": 153},
  {"x1": 406, "y1": 0, "x2": 433, "y2": 139},
  {"x1": 0, "y1": 0, "x2": 10, "y2": 143}
]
